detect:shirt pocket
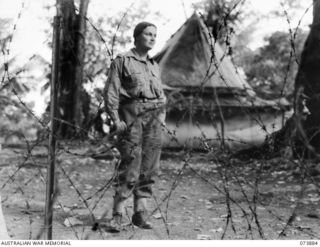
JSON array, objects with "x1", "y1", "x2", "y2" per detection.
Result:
[
  {"x1": 126, "y1": 71, "x2": 141, "y2": 87},
  {"x1": 150, "y1": 69, "x2": 162, "y2": 97}
]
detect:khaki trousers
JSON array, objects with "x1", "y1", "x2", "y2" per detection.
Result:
[{"x1": 113, "y1": 101, "x2": 164, "y2": 214}]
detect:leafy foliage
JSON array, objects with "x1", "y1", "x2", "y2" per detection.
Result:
[
  {"x1": 241, "y1": 29, "x2": 308, "y2": 100},
  {"x1": 192, "y1": 0, "x2": 248, "y2": 45},
  {"x1": 0, "y1": 18, "x2": 44, "y2": 142}
]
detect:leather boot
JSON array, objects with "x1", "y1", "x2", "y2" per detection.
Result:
[
  {"x1": 132, "y1": 211, "x2": 152, "y2": 229},
  {"x1": 105, "y1": 212, "x2": 122, "y2": 233},
  {"x1": 132, "y1": 197, "x2": 152, "y2": 229},
  {"x1": 103, "y1": 193, "x2": 125, "y2": 233}
]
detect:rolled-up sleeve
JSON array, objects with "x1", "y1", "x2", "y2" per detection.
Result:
[{"x1": 104, "y1": 57, "x2": 122, "y2": 123}]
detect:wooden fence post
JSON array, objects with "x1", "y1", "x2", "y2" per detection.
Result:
[{"x1": 44, "y1": 15, "x2": 61, "y2": 240}]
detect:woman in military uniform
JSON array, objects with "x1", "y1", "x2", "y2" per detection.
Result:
[{"x1": 104, "y1": 22, "x2": 166, "y2": 232}]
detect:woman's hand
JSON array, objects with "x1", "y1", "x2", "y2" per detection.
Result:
[{"x1": 115, "y1": 120, "x2": 127, "y2": 133}]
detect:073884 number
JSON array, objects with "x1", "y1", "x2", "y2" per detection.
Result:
[{"x1": 300, "y1": 241, "x2": 318, "y2": 246}]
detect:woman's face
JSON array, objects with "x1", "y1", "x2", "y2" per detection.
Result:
[{"x1": 135, "y1": 26, "x2": 157, "y2": 51}]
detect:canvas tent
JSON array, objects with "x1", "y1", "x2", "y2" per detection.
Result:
[{"x1": 153, "y1": 13, "x2": 290, "y2": 148}]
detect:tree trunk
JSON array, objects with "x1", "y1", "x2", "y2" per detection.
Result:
[
  {"x1": 294, "y1": 0, "x2": 320, "y2": 155},
  {"x1": 56, "y1": 0, "x2": 90, "y2": 139},
  {"x1": 74, "y1": 0, "x2": 90, "y2": 135}
]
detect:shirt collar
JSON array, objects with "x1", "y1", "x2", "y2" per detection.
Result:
[{"x1": 127, "y1": 48, "x2": 154, "y2": 64}]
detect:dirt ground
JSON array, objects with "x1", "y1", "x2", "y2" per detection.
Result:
[{"x1": 0, "y1": 143, "x2": 320, "y2": 240}]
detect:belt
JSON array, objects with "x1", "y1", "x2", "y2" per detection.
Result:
[
  {"x1": 136, "y1": 98, "x2": 161, "y2": 103},
  {"x1": 120, "y1": 97, "x2": 163, "y2": 104}
]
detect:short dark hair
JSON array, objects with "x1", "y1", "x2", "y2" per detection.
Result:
[{"x1": 133, "y1": 21, "x2": 156, "y2": 40}]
